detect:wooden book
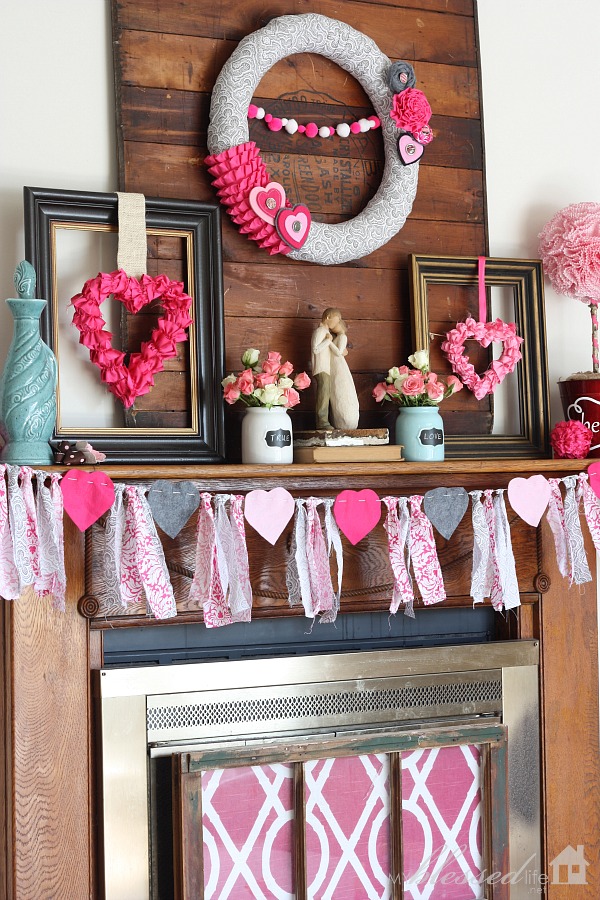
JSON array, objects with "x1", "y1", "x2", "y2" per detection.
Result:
[{"x1": 294, "y1": 444, "x2": 403, "y2": 463}]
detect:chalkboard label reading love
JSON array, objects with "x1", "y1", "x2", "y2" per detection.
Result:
[
  {"x1": 419, "y1": 427, "x2": 443, "y2": 447},
  {"x1": 266, "y1": 428, "x2": 292, "y2": 448}
]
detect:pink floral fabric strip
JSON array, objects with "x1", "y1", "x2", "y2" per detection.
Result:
[
  {"x1": 7, "y1": 465, "x2": 38, "y2": 593},
  {"x1": 189, "y1": 492, "x2": 231, "y2": 628},
  {"x1": 0, "y1": 466, "x2": 20, "y2": 600},
  {"x1": 546, "y1": 476, "x2": 591, "y2": 585},
  {"x1": 287, "y1": 500, "x2": 312, "y2": 613},
  {"x1": 120, "y1": 486, "x2": 176, "y2": 619},
  {"x1": 579, "y1": 473, "x2": 600, "y2": 552},
  {"x1": 409, "y1": 495, "x2": 445, "y2": 606},
  {"x1": 482, "y1": 490, "x2": 503, "y2": 611},
  {"x1": 34, "y1": 471, "x2": 66, "y2": 611},
  {"x1": 383, "y1": 496, "x2": 414, "y2": 617},
  {"x1": 305, "y1": 498, "x2": 335, "y2": 617},
  {"x1": 214, "y1": 494, "x2": 252, "y2": 622}
]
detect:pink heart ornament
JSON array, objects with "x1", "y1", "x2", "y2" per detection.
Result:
[
  {"x1": 333, "y1": 489, "x2": 381, "y2": 545},
  {"x1": 244, "y1": 488, "x2": 295, "y2": 545},
  {"x1": 275, "y1": 205, "x2": 311, "y2": 250},
  {"x1": 507, "y1": 475, "x2": 551, "y2": 526},
  {"x1": 249, "y1": 181, "x2": 286, "y2": 225},
  {"x1": 61, "y1": 469, "x2": 115, "y2": 531},
  {"x1": 587, "y1": 461, "x2": 600, "y2": 500},
  {"x1": 398, "y1": 133, "x2": 424, "y2": 165}
]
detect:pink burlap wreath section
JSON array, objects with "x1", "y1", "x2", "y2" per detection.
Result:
[
  {"x1": 71, "y1": 269, "x2": 193, "y2": 408},
  {"x1": 441, "y1": 316, "x2": 523, "y2": 401}
]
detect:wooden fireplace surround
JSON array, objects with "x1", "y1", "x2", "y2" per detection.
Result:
[{"x1": 1, "y1": 458, "x2": 599, "y2": 899}]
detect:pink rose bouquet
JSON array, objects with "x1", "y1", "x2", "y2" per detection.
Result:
[
  {"x1": 372, "y1": 349, "x2": 462, "y2": 408},
  {"x1": 222, "y1": 348, "x2": 311, "y2": 409}
]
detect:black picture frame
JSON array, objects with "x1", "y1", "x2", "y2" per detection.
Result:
[
  {"x1": 409, "y1": 254, "x2": 551, "y2": 458},
  {"x1": 24, "y1": 186, "x2": 225, "y2": 464}
]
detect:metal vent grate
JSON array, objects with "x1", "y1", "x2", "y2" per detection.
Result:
[{"x1": 147, "y1": 677, "x2": 502, "y2": 735}]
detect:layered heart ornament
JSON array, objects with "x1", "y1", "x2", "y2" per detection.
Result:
[
  {"x1": 70, "y1": 269, "x2": 193, "y2": 408},
  {"x1": 507, "y1": 475, "x2": 551, "y2": 526},
  {"x1": 249, "y1": 181, "x2": 286, "y2": 225},
  {"x1": 398, "y1": 133, "x2": 424, "y2": 165},
  {"x1": 423, "y1": 487, "x2": 469, "y2": 540},
  {"x1": 244, "y1": 488, "x2": 295, "y2": 545},
  {"x1": 147, "y1": 480, "x2": 200, "y2": 539},
  {"x1": 61, "y1": 469, "x2": 115, "y2": 531},
  {"x1": 275, "y1": 204, "x2": 311, "y2": 250},
  {"x1": 333, "y1": 489, "x2": 381, "y2": 545},
  {"x1": 441, "y1": 316, "x2": 523, "y2": 400}
]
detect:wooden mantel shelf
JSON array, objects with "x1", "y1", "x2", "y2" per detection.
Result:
[
  {"x1": 1, "y1": 456, "x2": 599, "y2": 899},
  {"x1": 45, "y1": 457, "x2": 588, "y2": 480}
]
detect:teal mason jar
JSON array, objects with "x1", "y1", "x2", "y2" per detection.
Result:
[{"x1": 395, "y1": 405, "x2": 444, "y2": 461}]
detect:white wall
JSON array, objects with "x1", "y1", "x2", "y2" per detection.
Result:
[{"x1": 1, "y1": 0, "x2": 599, "y2": 426}]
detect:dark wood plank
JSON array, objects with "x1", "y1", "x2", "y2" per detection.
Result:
[
  {"x1": 114, "y1": 0, "x2": 478, "y2": 65},
  {"x1": 117, "y1": 33, "x2": 480, "y2": 118}
]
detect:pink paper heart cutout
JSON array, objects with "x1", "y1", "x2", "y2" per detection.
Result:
[
  {"x1": 244, "y1": 488, "x2": 295, "y2": 545},
  {"x1": 333, "y1": 489, "x2": 382, "y2": 545},
  {"x1": 587, "y1": 462, "x2": 600, "y2": 500},
  {"x1": 249, "y1": 182, "x2": 286, "y2": 225},
  {"x1": 398, "y1": 133, "x2": 424, "y2": 165},
  {"x1": 507, "y1": 475, "x2": 551, "y2": 527},
  {"x1": 441, "y1": 317, "x2": 523, "y2": 400},
  {"x1": 60, "y1": 469, "x2": 115, "y2": 531},
  {"x1": 275, "y1": 205, "x2": 311, "y2": 250}
]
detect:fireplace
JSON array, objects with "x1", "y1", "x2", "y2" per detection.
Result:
[{"x1": 97, "y1": 640, "x2": 540, "y2": 899}]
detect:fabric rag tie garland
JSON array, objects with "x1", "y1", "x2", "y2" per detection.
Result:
[
  {"x1": 205, "y1": 13, "x2": 433, "y2": 265},
  {"x1": 70, "y1": 269, "x2": 193, "y2": 408},
  {"x1": 441, "y1": 257, "x2": 523, "y2": 400}
]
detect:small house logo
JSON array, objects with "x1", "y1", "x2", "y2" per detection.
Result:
[{"x1": 549, "y1": 844, "x2": 589, "y2": 885}]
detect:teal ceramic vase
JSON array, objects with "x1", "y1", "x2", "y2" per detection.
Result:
[
  {"x1": 395, "y1": 405, "x2": 444, "y2": 461},
  {"x1": 0, "y1": 262, "x2": 57, "y2": 464}
]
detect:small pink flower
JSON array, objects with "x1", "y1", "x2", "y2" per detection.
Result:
[
  {"x1": 237, "y1": 369, "x2": 255, "y2": 394},
  {"x1": 282, "y1": 387, "x2": 301, "y2": 407},
  {"x1": 279, "y1": 360, "x2": 294, "y2": 376},
  {"x1": 446, "y1": 375, "x2": 463, "y2": 394},
  {"x1": 293, "y1": 371, "x2": 311, "y2": 390},
  {"x1": 254, "y1": 372, "x2": 277, "y2": 388},
  {"x1": 223, "y1": 381, "x2": 241, "y2": 404},
  {"x1": 426, "y1": 380, "x2": 445, "y2": 401},
  {"x1": 262, "y1": 351, "x2": 282, "y2": 375},
  {"x1": 372, "y1": 382, "x2": 388, "y2": 402},
  {"x1": 401, "y1": 373, "x2": 426, "y2": 397}
]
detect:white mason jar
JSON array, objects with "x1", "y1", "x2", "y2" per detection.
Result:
[{"x1": 241, "y1": 406, "x2": 293, "y2": 464}]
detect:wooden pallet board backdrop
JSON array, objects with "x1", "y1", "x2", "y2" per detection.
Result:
[{"x1": 111, "y1": 0, "x2": 487, "y2": 455}]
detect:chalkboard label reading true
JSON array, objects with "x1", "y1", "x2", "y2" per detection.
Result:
[
  {"x1": 266, "y1": 428, "x2": 292, "y2": 448},
  {"x1": 419, "y1": 427, "x2": 443, "y2": 447}
]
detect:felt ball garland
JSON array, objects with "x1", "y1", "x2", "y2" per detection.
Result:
[{"x1": 248, "y1": 103, "x2": 382, "y2": 139}]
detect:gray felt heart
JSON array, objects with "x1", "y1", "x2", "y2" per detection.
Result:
[
  {"x1": 423, "y1": 486, "x2": 469, "y2": 540},
  {"x1": 147, "y1": 479, "x2": 200, "y2": 539}
]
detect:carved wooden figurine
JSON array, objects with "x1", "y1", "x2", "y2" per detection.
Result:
[{"x1": 310, "y1": 307, "x2": 360, "y2": 431}]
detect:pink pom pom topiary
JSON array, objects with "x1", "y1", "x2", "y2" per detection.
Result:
[
  {"x1": 550, "y1": 420, "x2": 593, "y2": 459},
  {"x1": 540, "y1": 202, "x2": 600, "y2": 373}
]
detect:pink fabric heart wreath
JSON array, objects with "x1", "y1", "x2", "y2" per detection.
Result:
[
  {"x1": 441, "y1": 257, "x2": 523, "y2": 400},
  {"x1": 71, "y1": 269, "x2": 193, "y2": 408}
]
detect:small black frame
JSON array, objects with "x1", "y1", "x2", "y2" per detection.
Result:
[{"x1": 24, "y1": 186, "x2": 225, "y2": 464}]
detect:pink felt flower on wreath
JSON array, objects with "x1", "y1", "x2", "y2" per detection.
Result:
[
  {"x1": 390, "y1": 88, "x2": 432, "y2": 135},
  {"x1": 550, "y1": 420, "x2": 593, "y2": 459}
]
